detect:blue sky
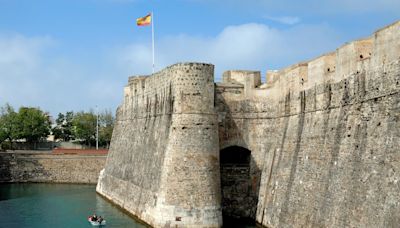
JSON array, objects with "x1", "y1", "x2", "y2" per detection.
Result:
[{"x1": 0, "y1": 0, "x2": 399, "y2": 117}]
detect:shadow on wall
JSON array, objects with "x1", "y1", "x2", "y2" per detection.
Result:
[
  {"x1": 0, "y1": 154, "x2": 13, "y2": 182},
  {"x1": 220, "y1": 146, "x2": 261, "y2": 221},
  {"x1": 0, "y1": 153, "x2": 50, "y2": 183},
  {"x1": 217, "y1": 95, "x2": 262, "y2": 222}
]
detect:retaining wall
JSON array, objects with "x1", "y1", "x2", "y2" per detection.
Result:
[{"x1": 0, "y1": 152, "x2": 106, "y2": 184}]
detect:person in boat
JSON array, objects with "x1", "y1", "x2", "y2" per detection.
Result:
[
  {"x1": 92, "y1": 213, "x2": 98, "y2": 221},
  {"x1": 98, "y1": 216, "x2": 103, "y2": 224}
]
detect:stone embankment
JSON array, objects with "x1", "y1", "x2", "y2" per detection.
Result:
[{"x1": 0, "y1": 151, "x2": 106, "y2": 184}]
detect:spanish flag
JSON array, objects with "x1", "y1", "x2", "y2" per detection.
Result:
[{"x1": 136, "y1": 13, "x2": 151, "y2": 26}]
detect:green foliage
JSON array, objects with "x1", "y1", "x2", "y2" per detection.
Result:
[
  {"x1": 71, "y1": 109, "x2": 115, "y2": 148},
  {"x1": 99, "y1": 109, "x2": 114, "y2": 148},
  {"x1": 53, "y1": 111, "x2": 74, "y2": 141},
  {"x1": 0, "y1": 127, "x2": 6, "y2": 146},
  {"x1": 16, "y1": 107, "x2": 51, "y2": 143},
  {"x1": 0, "y1": 111, "x2": 8, "y2": 146},
  {"x1": 72, "y1": 111, "x2": 97, "y2": 146},
  {"x1": 0, "y1": 103, "x2": 115, "y2": 150},
  {"x1": 0, "y1": 104, "x2": 50, "y2": 149},
  {"x1": 0, "y1": 104, "x2": 19, "y2": 148}
]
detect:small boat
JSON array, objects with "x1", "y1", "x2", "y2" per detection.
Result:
[{"x1": 88, "y1": 216, "x2": 106, "y2": 226}]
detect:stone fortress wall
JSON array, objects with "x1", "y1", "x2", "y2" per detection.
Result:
[
  {"x1": 98, "y1": 21, "x2": 399, "y2": 227},
  {"x1": 96, "y1": 63, "x2": 222, "y2": 227},
  {"x1": 217, "y1": 21, "x2": 400, "y2": 227}
]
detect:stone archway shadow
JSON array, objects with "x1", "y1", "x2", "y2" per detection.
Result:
[{"x1": 220, "y1": 146, "x2": 260, "y2": 227}]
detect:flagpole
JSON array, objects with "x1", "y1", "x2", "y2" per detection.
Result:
[{"x1": 151, "y1": 11, "x2": 155, "y2": 73}]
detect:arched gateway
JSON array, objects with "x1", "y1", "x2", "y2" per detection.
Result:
[{"x1": 220, "y1": 146, "x2": 257, "y2": 220}]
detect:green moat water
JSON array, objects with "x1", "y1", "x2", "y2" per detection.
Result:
[
  {"x1": 0, "y1": 183, "x2": 257, "y2": 228},
  {"x1": 0, "y1": 183, "x2": 145, "y2": 228}
]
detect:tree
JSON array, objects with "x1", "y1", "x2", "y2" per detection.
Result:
[
  {"x1": 0, "y1": 128, "x2": 6, "y2": 150},
  {"x1": 0, "y1": 110, "x2": 9, "y2": 148},
  {"x1": 72, "y1": 111, "x2": 97, "y2": 146},
  {"x1": 99, "y1": 109, "x2": 114, "y2": 148},
  {"x1": 52, "y1": 113, "x2": 64, "y2": 140},
  {"x1": 0, "y1": 121, "x2": 6, "y2": 145},
  {"x1": 64, "y1": 111, "x2": 74, "y2": 140},
  {"x1": 53, "y1": 111, "x2": 74, "y2": 141},
  {"x1": 16, "y1": 107, "x2": 51, "y2": 143},
  {"x1": 0, "y1": 104, "x2": 19, "y2": 149},
  {"x1": 71, "y1": 109, "x2": 115, "y2": 148}
]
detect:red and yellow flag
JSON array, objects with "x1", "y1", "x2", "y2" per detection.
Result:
[{"x1": 136, "y1": 14, "x2": 151, "y2": 26}]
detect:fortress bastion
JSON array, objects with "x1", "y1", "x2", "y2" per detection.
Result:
[{"x1": 98, "y1": 21, "x2": 400, "y2": 227}]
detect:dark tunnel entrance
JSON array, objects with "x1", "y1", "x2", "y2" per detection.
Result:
[{"x1": 220, "y1": 146, "x2": 256, "y2": 226}]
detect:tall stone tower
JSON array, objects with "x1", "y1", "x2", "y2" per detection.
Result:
[{"x1": 96, "y1": 63, "x2": 222, "y2": 227}]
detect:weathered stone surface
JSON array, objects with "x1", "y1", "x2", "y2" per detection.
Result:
[
  {"x1": 97, "y1": 63, "x2": 222, "y2": 227},
  {"x1": 0, "y1": 152, "x2": 105, "y2": 184},
  {"x1": 222, "y1": 21, "x2": 400, "y2": 228},
  {"x1": 99, "y1": 21, "x2": 400, "y2": 227}
]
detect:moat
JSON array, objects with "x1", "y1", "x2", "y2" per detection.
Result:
[
  {"x1": 0, "y1": 183, "x2": 257, "y2": 228},
  {"x1": 0, "y1": 183, "x2": 145, "y2": 228}
]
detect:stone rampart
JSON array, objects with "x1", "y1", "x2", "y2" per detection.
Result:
[
  {"x1": 0, "y1": 152, "x2": 106, "y2": 184},
  {"x1": 96, "y1": 63, "x2": 222, "y2": 227},
  {"x1": 217, "y1": 21, "x2": 400, "y2": 227},
  {"x1": 99, "y1": 21, "x2": 399, "y2": 227}
]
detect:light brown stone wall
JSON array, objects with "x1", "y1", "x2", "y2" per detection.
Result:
[
  {"x1": 97, "y1": 63, "x2": 222, "y2": 228},
  {"x1": 217, "y1": 21, "x2": 400, "y2": 227},
  {"x1": 98, "y1": 20, "x2": 399, "y2": 228},
  {"x1": 0, "y1": 152, "x2": 106, "y2": 184}
]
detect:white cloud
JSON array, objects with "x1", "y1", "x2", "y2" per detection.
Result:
[
  {"x1": 115, "y1": 22, "x2": 342, "y2": 80},
  {"x1": 0, "y1": 34, "x2": 123, "y2": 116},
  {"x1": 0, "y1": 34, "x2": 54, "y2": 77},
  {"x1": 264, "y1": 16, "x2": 301, "y2": 25},
  {"x1": 0, "y1": 22, "x2": 345, "y2": 116}
]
